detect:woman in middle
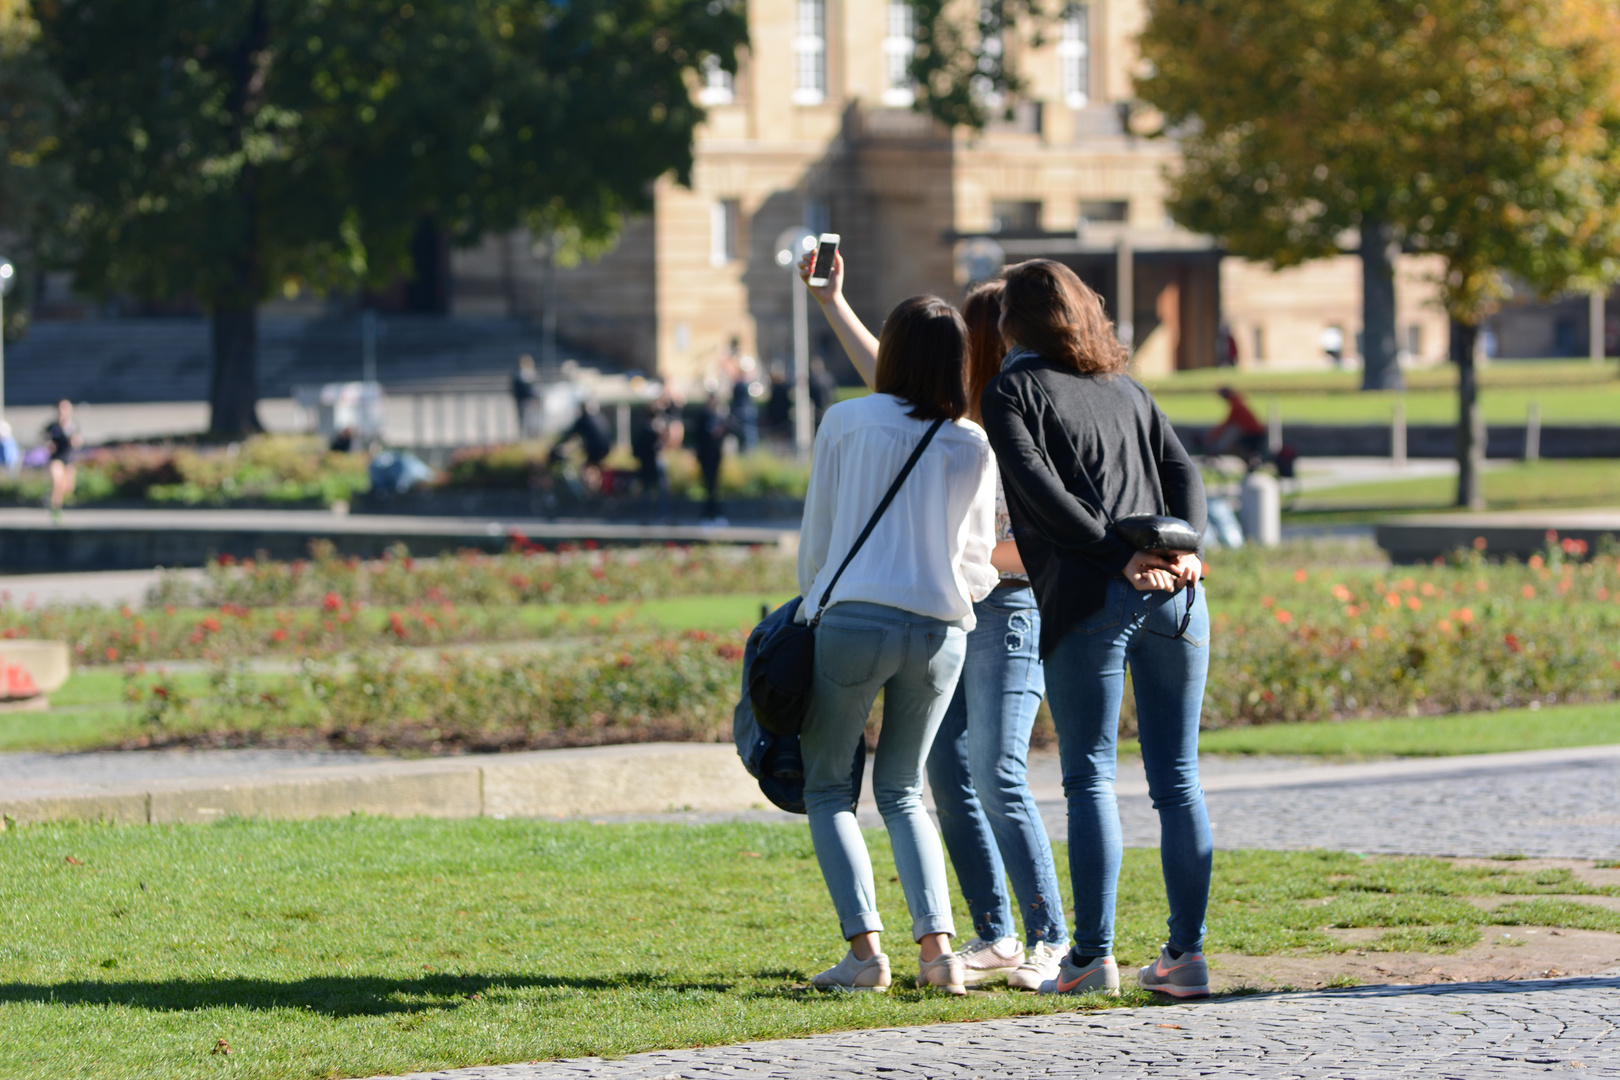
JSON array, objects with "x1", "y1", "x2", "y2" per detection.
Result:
[{"x1": 801, "y1": 252, "x2": 1070, "y2": 992}]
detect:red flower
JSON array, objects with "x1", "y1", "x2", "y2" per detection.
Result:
[
  {"x1": 270, "y1": 629, "x2": 288, "y2": 643},
  {"x1": 1504, "y1": 634, "x2": 1522, "y2": 653},
  {"x1": 200, "y1": 617, "x2": 222, "y2": 633},
  {"x1": 322, "y1": 592, "x2": 343, "y2": 612},
  {"x1": 218, "y1": 553, "x2": 236, "y2": 566},
  {"x1": 584, "y1": 539, "x2": 600, "y2": 550},
  {"x1": 389, "y1": 613, "x2": 407, "y2": 638},
  {"x1": 105, "y1": 647, "x2": 119, "y2": 661}
]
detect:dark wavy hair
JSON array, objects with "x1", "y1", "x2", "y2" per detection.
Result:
[
  {"x1": 999, "y1": 259, "x2": 1130, "y2": 375},
  {"x1": 961, "y1": 279, "x2": 1006, "y2": 422},
  {"x1": 875, "y1": 295, "x2": 969, "y2": 421}
]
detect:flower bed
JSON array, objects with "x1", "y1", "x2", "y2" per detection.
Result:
[
  {"x1": 1, "y1": 543, "x2": 796, "y2": 665},
  {"x1": 10, "y1": 537, "x2": 1620, "y2": 753},
  {"x1": 123, "y1": 631, "x2": 746, "y2": 753}
]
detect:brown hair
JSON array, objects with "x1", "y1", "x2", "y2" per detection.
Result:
[
  {"x1": 999, "y1": 259, "x2": 1130, "y2": 375},
  {"x1": 961, "y1": 279, "x2": 1006, "y2": 422},
  {"x1": 875, "y1": 295, "x2": 969, "y2": 422}
]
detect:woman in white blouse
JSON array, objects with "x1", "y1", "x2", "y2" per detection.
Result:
[{"x1": 795, "y1": 293, "x2": 998, "y2": 995}]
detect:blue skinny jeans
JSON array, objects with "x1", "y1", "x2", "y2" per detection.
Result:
[
  {"x1": 926, "y1": 585, "x2": 1068, "y2": 947},
  {"x1": 801, "y1": 601, "x2": 967, "y2": 942},
  {"x1": 1044, "y1": 576, "x2": 1213, "y2": 956}
]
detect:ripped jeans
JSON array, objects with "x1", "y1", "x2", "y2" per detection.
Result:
[{"x1": 926, "y1": 585, "x2": 1068, "y2": 946}]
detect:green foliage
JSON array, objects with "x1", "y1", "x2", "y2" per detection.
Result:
[
  {"x1": 0, "y1": 436, "x2": 369, "y2": 507},
  {"x1": 907, "y1": 0, "x2": 1059, "y2": 130},
  {"x1": 1136, "y1": 0, "x2": 1620, "y2": 321},
  {"x1": 38, "y1": 0, "x2": 748, "y2": 303}
]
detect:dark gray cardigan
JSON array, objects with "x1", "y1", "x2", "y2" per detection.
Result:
[{"x1": 980, "y1": 352, "x2": 1207, "y2": 658}]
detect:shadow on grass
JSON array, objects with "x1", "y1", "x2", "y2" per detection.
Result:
[{"x1": 0, "y1": 970, "x2": 737, "y2": 1016}]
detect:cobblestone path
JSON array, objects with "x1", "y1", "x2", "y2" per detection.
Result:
[{"x1": 373, "y1": 973, "x2": 1619, "y2": 1079}]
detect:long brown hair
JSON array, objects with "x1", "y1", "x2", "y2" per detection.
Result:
[
  {"x1": 875, "y1": 295, "x2": 969, "y2": 421},
  {"x1": 999, "y1": 259, "x2": 1129, "y2": 375},
  {"x1": 961, "y1": 279, "x2": 1006, "y2": 421}
]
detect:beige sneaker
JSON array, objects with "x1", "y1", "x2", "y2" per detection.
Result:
[
  {"x1": 957, "y1": 936, "x2": 1024, "y2": 985},
  {"x1": 916, "y1": 951, "x2": 967, "y2": 995},
  {"x1": 811, "y1": 949, "x2": 891, "y2": 992},
  {"x1": 1007, "y1": 940, "x2": 1067, "y2": 991}
]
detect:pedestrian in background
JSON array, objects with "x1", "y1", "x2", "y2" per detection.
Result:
[
  {"x1": 633, "y1": 390, "x2": 680, "y2": 522},
  {"x1": 44, "y1": 399, "x2": 81, "y2": 519},
  {"x1": 728, "y1": 345, "x2": 761, "y2": 454},
  {"x1": 981, "y1": 259, "x2": 1212, "y2": 1000},
  {"x1": 808, "y1": 358, "x2": 837, "y2": 428},
  {"x1": 511, "y1": 354, "x2": 540, "y2": 438},
  {"x1": 694, "y1": 390, "x2": 729, "y2": 524},
  {"x1": 764, "y1": 362, "x2": 792, "y2": 442}
]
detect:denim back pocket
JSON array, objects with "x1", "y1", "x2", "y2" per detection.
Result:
[
  {"x1": 1144, "y1": 587, "x2": 1209, "y2": 647},
  {"x1": 815, "y1": 624, "x2": 889, "y2": 687},
  {"x1": 1074, "y1": 580, "x2": 1127, "y2": 635}
]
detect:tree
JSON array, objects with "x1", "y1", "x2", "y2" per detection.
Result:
[
  {"x1": 908, "y1": 0, "x2": 1057, "y2": 130},
  {"x1": 1138, "y1": 0, "x2": 1620, "y2": 507},
  {"x1": 36, "y1": 0, "x2": 745, "y2": 437},
  {"x1": 0, "y1": 0, "x2": 70, "y2": 338}
]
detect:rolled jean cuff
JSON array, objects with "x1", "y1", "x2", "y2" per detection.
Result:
[
  {"x1": 841, "y1": 911, "x2": 884, "y2": 939},
  {"x1": 912, "y1": 913, "x2": 956, "y2": 942}
]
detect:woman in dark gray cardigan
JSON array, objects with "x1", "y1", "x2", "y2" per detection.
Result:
[{"x1": 979, "y1": 259, "x2": 1213, "y2": 1000}]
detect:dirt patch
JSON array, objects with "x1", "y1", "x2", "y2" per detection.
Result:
[
  {"x1": 1209, "y1": 857, "x2": 1620, "y2": 992},
  {"x1": 1212, "y1": 926, "x2": 1620, "y2": 991}
]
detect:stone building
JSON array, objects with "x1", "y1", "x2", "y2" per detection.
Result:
[{"x1": 452, "y1": 0, "x2": 1452, "y2": 388}]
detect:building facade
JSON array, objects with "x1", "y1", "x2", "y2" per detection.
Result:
[{"x1": 451, "y1": 0, "x2": 1452, "y2": 386}]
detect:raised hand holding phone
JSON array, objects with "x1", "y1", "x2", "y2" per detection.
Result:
[{"x1": 796, "y1": 243, "x2": 875, "y2": 387}]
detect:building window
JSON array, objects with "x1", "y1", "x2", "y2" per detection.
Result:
[
  {"x1": 1252, "y1": 324, "x2": 1266, "y2": 363},
  {"x1": 1406, "y1": 324, "x2": 1423, "y2": 359},
  {"x1": 1059, "y1": 4, "x2": 1090, "y2": 108},
  {"x1": 711, "y1": 199, "x2": 741, "y2": 267},
  {"x1": 698, "y1": 54, "x2": 734, "y2": 106},
  {"x1": 1079, "y1": 199, "x2": 1129, "y2": 225},
  {"x1": 991, "y1": 200, "x2": 1042, "y2": 234},
  {"x1": 793, "y1": 0, "x2": 826, "y2": 105},
  {"x1": 883, "y1": 2, "x2": 916, "y2": 107}
]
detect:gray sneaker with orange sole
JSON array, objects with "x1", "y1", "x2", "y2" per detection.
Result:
[{"x1": 1137, "y1": 945, "x2": 1210, "y2": 998}]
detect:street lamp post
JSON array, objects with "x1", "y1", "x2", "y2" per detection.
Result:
[
  {"x1": 774, "y1": 227, "x2": 817, "y2": 461},
  {"x1": 0, "y1": 258, "x2": 14, "y2": 423}
]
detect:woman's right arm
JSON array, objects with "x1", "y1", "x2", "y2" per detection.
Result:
[{"x1": 797, "y1": 251, "x2": 877, "y2": 389}]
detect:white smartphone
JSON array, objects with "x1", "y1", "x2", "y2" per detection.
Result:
[{"x1": 807, "y1": 233, "x2": 840, "y2": 286}]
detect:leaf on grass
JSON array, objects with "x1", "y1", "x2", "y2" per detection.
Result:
[
  {"x1": 211, "y1": 1039, "x2": 230, "y2": 1056},
  {"x1": 739, "y1": 851, "x2": 761, "y2": 858},
  {"x1": 1157, "y1": 1023, "x2": 1182, "y2": 1029},
  {"x1": 64, "y1": 855, "x2": 83, "y2": 865}
]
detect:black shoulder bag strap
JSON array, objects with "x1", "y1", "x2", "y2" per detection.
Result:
[{"x1": 809, "y1": 417, "x2": 947, "y2": 628}]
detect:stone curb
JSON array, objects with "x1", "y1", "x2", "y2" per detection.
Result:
[{"x1": 0, "y1": 742, "x2": 765, "y2": 827}]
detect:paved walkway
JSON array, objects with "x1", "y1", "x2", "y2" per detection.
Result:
[{"x1": 373, "y1": 974, "x2": 1620, "y2": 1079}]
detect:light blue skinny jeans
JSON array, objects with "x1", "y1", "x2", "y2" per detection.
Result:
[
  {"x1": 926, "y1": 585, "x2": 1069, "y2": 946},
  {"x1": 801, "y1": 601, "x2": 967, "y2": 942},
  {"x1": 1044, "y1": 576, "x2": 1213, "y2": 956}
]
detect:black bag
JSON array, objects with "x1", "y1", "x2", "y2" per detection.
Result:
[
  {"x1": 1115, "y1": 514, "x2": 1201, "y2": 554},
  {"x1": 732, "y1": 596, "x2": 865, "y2": 815},
  {"x1": 746, "y1": 418, "x2": 946, "y2": 737}
]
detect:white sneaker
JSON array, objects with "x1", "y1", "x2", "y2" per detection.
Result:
[
  {"x1": 1007, "y1": 940, "x2": 1067, "y2": 991},
  {"x1": 811, "y1": 948, "x2": 890, "y2": 992},
  {"x1": 956, "y1": 936, "x2": 1024, "y2": 985},
  {"x1": 915, "y1": 951, "x2": 967, "y2": 995}
]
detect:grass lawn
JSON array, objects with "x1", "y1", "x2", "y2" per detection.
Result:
[
  {"x1": 1283, "y1": 460, "x2": 1620, "y2": 519},
  {"x1": 845, "y1": 360, "x2": 1620, "y2": 424},
  {"x1": 1183, "y1": 701, "x2": 1620, "y2": 758},
  {"x1": 3, "y1": 818, "x2": 1618, "y2": 1080}
]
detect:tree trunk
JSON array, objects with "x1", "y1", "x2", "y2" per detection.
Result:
[
  {"x1": 1451, "y1": 318, "x2": 1485, "y2": 510},
  {"x1": 207, "y1": 0, "x2": 269, "y2": 439},
  {"x1": 210, "y1": 302, "x2": 262, "y2": 437},
  {"x1": 1360, "y1": 216, "x2": 1402, "y2": 390}
]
